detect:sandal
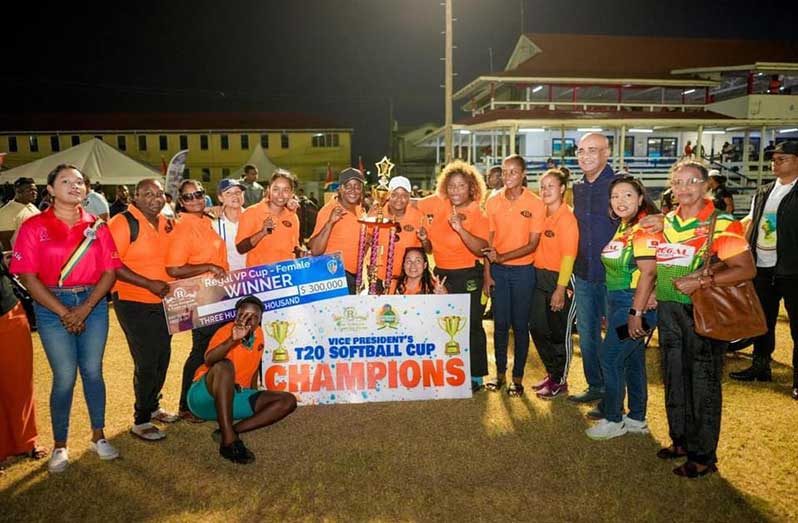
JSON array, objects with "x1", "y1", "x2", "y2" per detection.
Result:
[
  {"x1": 179, "y1": 410, "x2": 206, "y2": 424},
  {"x1": 27, "y1": 446, "x2": 49, "y2": 460},
  {"x1": 656, "y1": 445, "x2": 687, "y2": 460},
  {"x1": 484, "y1": 376, "x2": 506, "y2": 392},
  {"x1": 508, "y1": 383, "x2": 525, "y2": 397},
  {"x1": 130, "y1": 423, "x2": 166, "y2": 441}
]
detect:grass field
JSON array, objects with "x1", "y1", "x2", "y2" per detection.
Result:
[{"x1": 1, "y1": 307, "x2": 796, "y2": 522}]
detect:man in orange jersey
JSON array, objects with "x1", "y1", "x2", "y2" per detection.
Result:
[
  {"x1": 187, "y1": 296, "x2": 296, "y2": 464},
  {"x1": 309, "y1": 168, "x2": 365, "y2": 294},
  {"x1": 108, "y1": 179, "x2": 178, "y2": 441}
]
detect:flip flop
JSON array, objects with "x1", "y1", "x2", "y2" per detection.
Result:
[{"x1": 130, "y1": 423, "x2": 166, "y2": 441}]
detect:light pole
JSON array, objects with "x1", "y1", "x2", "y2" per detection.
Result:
[{"x1": 444, "y1": 0, "x2": 453, "y2": 164}]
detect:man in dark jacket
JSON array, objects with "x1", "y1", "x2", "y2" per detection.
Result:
[{"x1": 729, "y1": 141, "x2": 798, "y2": 400}]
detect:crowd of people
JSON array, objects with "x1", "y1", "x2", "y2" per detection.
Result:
[{"x1": 0, "y1": 135, "x2": 795, "y2": 479}]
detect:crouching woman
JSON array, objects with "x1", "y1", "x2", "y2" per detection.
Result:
[{"x1": 187, "y1": 296, "x2": 297, "y2": 464}]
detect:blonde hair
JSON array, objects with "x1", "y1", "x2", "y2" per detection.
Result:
[{"x1": 435, "y1": 160, "x2": 486, "y2": 204}]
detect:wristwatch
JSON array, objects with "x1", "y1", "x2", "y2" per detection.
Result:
[{"x1": 628, "y1": 308, "x2": 643, "y2": 317}]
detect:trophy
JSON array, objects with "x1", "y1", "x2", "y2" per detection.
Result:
[
  {"x1": 437, "y1": 315, "x2": 465, "y2": 356},
  {"x1": 266, "y1": 320, "x2": 294, "y2": 363},
  {"x1": 355, "y1": 156, "x2": 399, "y2": 294}
]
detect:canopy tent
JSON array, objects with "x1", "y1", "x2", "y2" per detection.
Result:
[
  {"x1": 0, "y1": 138, "x2": 161, "y2": 185},
  {"x1": 230, "y1": 144, "x2": 280, "y2": 179}
]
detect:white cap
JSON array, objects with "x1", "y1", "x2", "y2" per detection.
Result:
[{"x1": 388, "y1": 176, "x2": 412, "y2": 193}]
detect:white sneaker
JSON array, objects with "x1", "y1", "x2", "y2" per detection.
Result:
[
  {"x1": 623, "y1": 415, "x2": 650, "y2": 434},
  {"x1": 48, "y1": 447, "x2": 69, "y2": 473},
  {"x1": 586, "y1": 419, "x2": 628, "y2": 440},
  {"x1": 89, "y1": 439, "x2": 120, "y2": 460},
  {"x1": 151, "y1": 408, "x2": 179, "y2": 424}
]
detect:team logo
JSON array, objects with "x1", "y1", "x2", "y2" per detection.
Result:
[
  {"x1": 520, "y1": 210, "x2": 532, "y2": 218},
  {"x1": 333, "y1": 307, "x2": 368, "y2": 330},
  {"x1": 544, "y1": 230, "x2": 555, "y2": 238},
  {"x1": 602, "y1": 241, "x2": 624, "y2": 260},
  {"x1": 376, "y1": 304, "x2": 399, "y2": 330},
  {"x1": 403, "y1": 224, "x2": 415, "y2": 232},
  {"x1": 282, "y1": 220, "x2": 292, "y2": 228},
  {"x1": 39, "y1": 229, "x2": 51, "y2": 242},
  {"x1": 326, "y1": 258, "x2": 339, "y2": 275},
  {"x1": 425, "y1": 214, "x2": 434, "y2": 225},
  {"x1": 656, "y1": 243, "x2": 696, "y2": 266}
]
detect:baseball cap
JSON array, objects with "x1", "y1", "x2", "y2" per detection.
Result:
[
  {"x1": 770, "y1": 141, "x2": 798, "y2": 157},
  {"x1": 217, "y1": 178, "x2": 244, "y2": 194},
  {"x1": 388, "y1": 176, "x2": 411, "y2": 193},
  {"x1": 339, "y1": 167, "x2": 365, "y2": 185},
  {"x1": 13, "y1": 177, "x2": 35, "y2": 188}
]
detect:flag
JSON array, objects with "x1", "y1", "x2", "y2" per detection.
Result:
[
  {"x1": 160, "y1": 157, "x2": 168, "y2": 176},
  {"x1": 325, "y1": 163, "x2": 334, "y2": 183},
  {"x1": 358, "y1": 156, "x2": 365, "y2": 176},
  {"x1": 0, "y1": 152, "x2": 6, "y2": 168}
]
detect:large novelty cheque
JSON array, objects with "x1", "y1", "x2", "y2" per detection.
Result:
[
  {"x1": 261, "y1": 294, "x2": 472, "y2": 405},
  {"x1": 162, "y1": 254, "x2": 348, "y2": 334}
]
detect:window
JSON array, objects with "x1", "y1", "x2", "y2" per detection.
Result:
[
  {"x1": 646, "y1": 137, "x2": 678, "y2": 159},
  {"x1": 240, "y1": 134, "x2": 249, "y2": 150},
  {"x1": 71, "y1": 135, "x2": 80, "y2": 147},
  {"x1": 159, "y1": 135, "x2": 168, "y2": 151},
  {"x1": 220, "y1": 135, "x2": 229, "y2": 150},
  {"x1": 183, "y1": 168, "x2": 190, "y2": 179},
  {"x1": 50, "y1": 135, "x2": 60, "y2": 152},
  {"x1": 222, "y1": 168, "x2": 230, "y2": 178},
  {"x1": 201, "y1": 168, "x2": 211, "y2": 182},
  {"x1": 29, "y1": 136, "x2": 39, "y2": 152},
  {"x1": 281, "y1": 133, "x2": 289, "y2": 149},
  {"x1": 8, "y1": 136, "x2": 17, "y2": 152},
  {"x1": 117, "y1": 136, "x2": 127, "y2": 151},
  {"x1": 200, "y1": 135, "x2": 209, "y2": 150},
  {"x1": 732, "y1": 137, "x2": 761, "y2": 162},
  {"x1": 138, "y1": 135, "x2": 147, "y2": 151},
  {"x1": 552, "y1": 138, "x2": 575, "y2": 156},
  {"x1": 311, "y1": 133, "x2": 340, "y2": 148},
  {"x1": 606, "y1": 136, "x2": 635, "y2": 157},
  {"x1": 179, "y1": 135, "x2": 188, "y2": 150},
  {"x1": 260, "y1": 134, "x2": 269, "y2": 148}
]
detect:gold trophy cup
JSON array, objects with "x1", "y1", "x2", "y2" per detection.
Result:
[
  {"x1": 437, "y1": 315, "x2": 465, "y2": 356},
  {"x1": 266, "y1": 320, "x2": 295, "y2": 363}
]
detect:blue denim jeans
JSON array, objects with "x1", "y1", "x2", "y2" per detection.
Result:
[
  {"x1": 573, "y1": 276, "x2": 607, "y2": 391},
  {"x1": 34, "y1": 288, "x2": 109, "y2": 442},
  {"x1": 599, "y1": 290, "x2": 656, "y2": 423},
  {"x1": 491, "y1": 263, "x2": 535, "y2": 378}
]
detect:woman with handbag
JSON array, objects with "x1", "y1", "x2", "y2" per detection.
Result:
[
  {"x1": 10, "y1": 164, "x2": 121, "y2": 473},
  {"x1": 655, "y1": 160, "x2": 755, "y2": 478}
]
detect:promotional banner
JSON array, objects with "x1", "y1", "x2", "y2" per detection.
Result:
[
  {"x1": 164, "y1": 149, "x2": 189, "y2": 198},
  {"x1": 163, "y1": 253, "x2": 347, "y2": 334},
  {"x1": 261, "y1": 294, "x2": 472, "y2": 405}
]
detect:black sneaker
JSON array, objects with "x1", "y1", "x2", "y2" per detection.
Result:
[{"x1": 219, "y1": 439, "x2": 255, "y2": 464}]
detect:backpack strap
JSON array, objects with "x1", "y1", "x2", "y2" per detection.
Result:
[{"x1": 122, "y1": 210, "x2": 139, "y2": 243}]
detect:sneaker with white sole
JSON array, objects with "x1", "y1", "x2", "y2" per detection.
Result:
[
  {"x1": 622, "y1": 415, "x2": 650, "y2": 434},
  {"x1": 151, "y1": 408, "x2": 180, "y2": 424},
  {"x1": 48, "y1": 447, "x2": 69, "y2": 473},
  {"x1": 89, "y1": 439, "x2": 120, "y2": 460},
  {"x1": 532, "y1": 375, "x2": 552, "y2": 391},
  {"x1": 586, "y1": 419, "x2": 627, "y2": 440},
  {"x1": 536, "y1": 381, "x2": 568, "y2": 400}
]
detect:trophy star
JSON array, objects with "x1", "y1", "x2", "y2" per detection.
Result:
[{"x1": 375, "y1": 156, "x2": 395, "y2": 178}]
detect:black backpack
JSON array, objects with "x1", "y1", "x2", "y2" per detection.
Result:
[{"x1": 122, "y1": 210, "x2": 140, "y2": 243}]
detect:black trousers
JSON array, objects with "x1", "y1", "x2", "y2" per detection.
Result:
[
  {"x1": 752, "y1": 268, "x2": 798, "y2": 386},
  {"x1": 434, "y1": 264, "x2": 487, "y2": 377},
  {"x1": 179, "y1": 322, "x2": 223, "y2": 412},
  {"x1": 114, "y1": 298, "x2": 173, "y2": 425},
  {"x1": 658, "y1": 301, "x2": 726, "y2": 465},
  {"x1": 529, "y1": 269, "x2": 575, "y2": 383}
]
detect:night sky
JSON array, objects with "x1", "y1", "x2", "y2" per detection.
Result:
[{"x1": 3, "y1": 0, "x2": 795, "y2": 164}]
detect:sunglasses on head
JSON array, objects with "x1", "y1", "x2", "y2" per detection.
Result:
[{"x1": 180, "y1": 190, "x2": 205, "y2": 202}]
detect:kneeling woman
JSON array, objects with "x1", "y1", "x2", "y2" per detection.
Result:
[
  {"x1": 392, "y1": 248, "x2": 447, "y2": 295},
  {"x1": 586, "y1": 176, "x2": 658, "y2": 440},
  {"x1": 187, "y1": 296, "x2": 297, "y2": 464}
]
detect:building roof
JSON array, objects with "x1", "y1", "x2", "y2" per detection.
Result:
[
  {"x1": 0, "y1": 112, "x2": 351, "y2": 132},
  {"x1": 501, "y1": 33, "x2": 798, "y2": 79}
]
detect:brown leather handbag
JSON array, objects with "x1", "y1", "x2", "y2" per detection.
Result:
[{"x1": 689, "y1": 213, "x2": 767, "y2": 342}]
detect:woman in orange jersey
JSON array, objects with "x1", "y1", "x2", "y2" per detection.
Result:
[
  {"x1": 393, "y1": 248, "x2": 447, "y2": 295},
  {"x1": 529, "y1": 169, "x2": 579, "y2": 400},
  {"x1": 166, "y1": 179, "x2": 229, "y2": 423},
  {"x1": 236, "y1": 169, "x2": 301, "y2": 268},
  {"x1": 416, "y1": 160, "x2": 489, "y2": 392}
]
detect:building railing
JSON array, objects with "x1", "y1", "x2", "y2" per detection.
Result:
[{"x1": 472, "y1": 99, "x2": 707, "y2": 115}]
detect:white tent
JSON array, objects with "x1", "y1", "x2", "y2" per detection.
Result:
[
  {"x1": 0, "y1": 138, "x2": 161, "y2": 185},
  {"x1": 230, "y1": 144, "x2": 280, "y2": 179}
]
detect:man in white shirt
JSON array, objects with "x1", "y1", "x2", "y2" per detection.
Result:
[
  {"x1": 211, "y1": 179, "x2": 247, "y2": 271},
  {"x1": 82, "y1": 175, "x2": 110, "y2": 220},
  {"x1": 0, "y1": 177, "x2": 40, "y2": 249},
  {"x1": 731, "y1": 141, "x2": 798, "y2": 400},
  {"x1": 240, "y1": 165, "x2": 265, "y2": 208}
]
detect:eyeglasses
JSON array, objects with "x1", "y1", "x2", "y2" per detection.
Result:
[
  {"x1": 180, "y1": 190, "x2": 205, "y2": 202},
  {"x1": 671, "y1": 177, "x2": 705, "y2": 187}
]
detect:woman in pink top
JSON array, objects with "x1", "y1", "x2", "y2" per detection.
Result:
[{"x1": 10, "y1": 164, "x2": 122, "y2": 473}]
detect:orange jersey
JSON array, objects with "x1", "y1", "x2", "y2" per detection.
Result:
[
  {"x1": 165, "y1": 213, "x2": 229, "y2": 272},
  {"x1": 236, "y1": 202, "x2": 299, "y2": 267},
  {"x1": 193, "y1": 322, "x2": 265, "y2": 388},
  {"x1": 108, "y1": 205, "x2": 174, "y2": 303},
  {"x1": 369, "y1": 204, "x2": 424, "y2": 280},
  {"x1": 534, "y1": 204, "x2": 579, "y2": 272},
  {"x1": 417, "y1": 195, "x2": 489, "y2": 270},
  {"x1": 311, "y1": 198, "x2": 364, "y2": 274},
  {"x1": 486, "y1": 188, "x2": 545, "y2": 265}
]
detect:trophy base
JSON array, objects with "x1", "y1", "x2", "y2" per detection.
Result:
[
  {"x1": 358, "y1": 216, "x2": 395, "y2": 225},
  {"x1": 444, "y1": 342, "x2": 461, "y2": 356},
  {"x1": 272, "y1": 350, "x2": 289, "y2": 363}
]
